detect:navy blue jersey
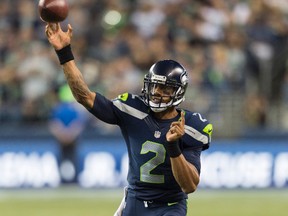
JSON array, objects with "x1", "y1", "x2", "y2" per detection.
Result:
[{"x1": 88, "y1": 92, "x2": 212, "y2": 202}]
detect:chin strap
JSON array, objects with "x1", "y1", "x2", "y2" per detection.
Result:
[
  {"x1": 150, "y1": 107, "x2": 167, "y2": 112},
  {"x1": 148, "y1": 100, "x2": 173, "y2": 112}
]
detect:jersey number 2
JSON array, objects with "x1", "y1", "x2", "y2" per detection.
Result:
[{"x1": 140, "y1": 141, "x2": 166, "y2": 184}]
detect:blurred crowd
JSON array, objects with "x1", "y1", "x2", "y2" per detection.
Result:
[{"x1": 1, "y1": 0, "x2": 288, "y2": 136}]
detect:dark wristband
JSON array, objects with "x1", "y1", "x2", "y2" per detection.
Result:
[
  {"x1": 55, "y1": 44, "x2": 74, "y2": 65},
  {"x1": 165, "y1": 141, "x2": 181, "y2": 158}
]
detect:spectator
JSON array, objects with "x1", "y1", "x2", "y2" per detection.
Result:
[
  {"x1": 0, "y1": 0, "x2": 288, "y2": 137},
  {"x1": 49, "y1": 84, "x2": 88, "y2": 183}
]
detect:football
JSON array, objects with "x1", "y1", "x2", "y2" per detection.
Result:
[{"x1": 38, "y1": 0, "x2": 69, "y2": 23}]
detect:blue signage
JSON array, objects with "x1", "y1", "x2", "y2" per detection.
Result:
[{"x1": 0, "y1": 138, "x2": 287, "y2": 188}]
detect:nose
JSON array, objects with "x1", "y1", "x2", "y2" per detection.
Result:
[{"x1": 153, "y1": 84, "x2": 165, "y2": 96}]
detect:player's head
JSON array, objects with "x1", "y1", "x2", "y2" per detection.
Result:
[{"x1": 142, "y1": 59, "x2": 188, "y2": 112}]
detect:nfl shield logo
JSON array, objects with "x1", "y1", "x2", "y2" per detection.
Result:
[{"x1": 154, "y1": 131, "x2": 161, "y2": 138}]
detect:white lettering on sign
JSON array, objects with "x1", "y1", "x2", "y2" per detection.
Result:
[
  {"x1": 200, "y1": 151, "x2": 273, "y2": 188},
  {"x1": 79, "y1": 152, "x2": 129, "y2": 188},
  {"x1": 0, "y1": 152, "x2": 60, "y2": 188},
  {"x1": 78, "y1": 151, "x2": 288, "y2": 189},
  {"x1": 120, "y1": 153, "x2": 129, "y2": 186},
  {"x1": 273, "y1": 153, "x2": 288, "y2": 188},
  {"x1": 79, "y1": 152, "x2": 119, "y2": 188}
]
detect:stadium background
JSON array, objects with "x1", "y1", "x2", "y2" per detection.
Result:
[{"x1": 0, "y1": 0, "x2": 288, "y2": 215}]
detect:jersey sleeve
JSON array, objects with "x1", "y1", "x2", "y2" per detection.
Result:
[
  {"x1": 201, "y1": 120, "x2": 213, "y2": 150},
  {"x1": 87, "y1": 92, "x2": 146, "y2": 126},
  {"x1": 87, "y1": 93, "x2": 119, "y2": 125},
  {"x1": 184, "y1": 111, "x2": 213, "y2": 151},
  {"x1": 181, "y1": 111, "x2": 213, "y2": 174}
]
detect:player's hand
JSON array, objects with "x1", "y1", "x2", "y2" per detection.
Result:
[
  {"x1": 166, "y1": 111, "x2": 185, "y2": 142},
  {"x1": 45, "y1": 23, "x2": 72, "y2": 50}
]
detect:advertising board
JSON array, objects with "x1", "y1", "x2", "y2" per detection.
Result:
[{"x1": 0, "y1": 138, "x2": 287, "y2": 188}]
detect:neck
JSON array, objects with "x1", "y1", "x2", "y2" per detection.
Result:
[{"x1": 153, "y1": 107, "x2": 179, "y2": 120}]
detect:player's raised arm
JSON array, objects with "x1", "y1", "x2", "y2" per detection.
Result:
[
  {"x1": 166, "y1": 111, "x2": 200, "y2": 194},
  {"x1": 45, "y1": 23, "x2": 95, "y2": 109}
]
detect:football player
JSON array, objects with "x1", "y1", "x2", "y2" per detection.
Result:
[{"x1": 45, "y1": 23, "x2": 213, "y2": 216}]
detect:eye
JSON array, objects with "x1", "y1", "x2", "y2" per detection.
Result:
[
  {"x1": 162, "y1": 86, "x2": 175, "y2": 95},
  {"x1": 150, "y1": 83, "x2": 175, "y2": 96},
  {"x1": 163, "y1": 89, "x2": 172, "y2": 95}
]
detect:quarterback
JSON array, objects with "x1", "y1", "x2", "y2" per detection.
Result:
[{"x1": 45, "y1": 23, "x2": 213, "y2": 216}]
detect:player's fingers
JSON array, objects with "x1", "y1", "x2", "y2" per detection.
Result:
[
  {"x1": 45, "y1": 29, "x2": 49, "y2": 37},
  {"x1": 174, "y1": 120, "x2": 186, "y2": 132},
  {"x1": 174, "y1": 125, "x2": 185, "y2": 135},
  {"x1": 67, "y1": 24, "x2": 73, "y2": 37},
  {"x1": 45, "y1": 25, "x2": 52, "y2": 37},
  {"x1": 180, "y1": 111, "x2": 185, "y2": 126},
  {"x1": 48, "y1": 23, "x2": 56, "y2": 32},
  {"x1": 169, "y1": 125, "x2": 176, "y2": 133},
  {"x1": 45, "y1": 24, "x2": 49, "y2": 33},
  {"x1": 170, "y1": 122, "x2": 183, "y2": 131},
  {"x1": 56, "y1": 23, "x2": 60, "y2": 32},
  {"x1": 45, "y1": 24, "x2": 50, "y2": 32},
  {"x1": 169, "y1": 124, "x2": 179, "y2": 133},
  {"x1": 170, "y1": 122, "x2": 179, "y2": 127}
]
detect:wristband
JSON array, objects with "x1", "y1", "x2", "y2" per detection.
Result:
[
  {"x1": 55, "y1": 44, "x2": 74, "y2": 65},
  {"x1": 165, "y1": 141, "x2": 181, "y2": 158}
]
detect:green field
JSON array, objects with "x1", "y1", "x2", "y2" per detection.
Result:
[{"x1": 0, "y1": 187, "x2": 287, "y2": 216}]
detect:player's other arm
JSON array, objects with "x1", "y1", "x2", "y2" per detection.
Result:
[
  {"x1": 166, "y1": 111, "x2": 199, "y2": 194},
  {"x1": 45, "y1": 23, "x2": 95, "y2": 109},
  {"x1": 170, "y1": 155, "x2": 199, "y2": 194},
  {"x1": 62, "y1": 61, "x2": 95, "y2": 109}
]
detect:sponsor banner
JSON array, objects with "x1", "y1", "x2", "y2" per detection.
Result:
[
  {"x1": 0, "y1": 139, "x2": 60, "y2": 188},
  {"x1": 76, "y1": 139, "x2": 128, "y2": 188},
  {"x1": 0, "y1": 138, "x2": 287, "y2": 188},
  {"x1": 200, "y1": 140, "x2": 288, "y2": 188}
]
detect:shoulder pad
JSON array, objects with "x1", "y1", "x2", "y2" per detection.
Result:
[
  {"x1": 183, "y1": 110, "x2": 213, "y2": 144},
  {"x1": 115, "y1": 92, "x2": 130, "y2": 102}
]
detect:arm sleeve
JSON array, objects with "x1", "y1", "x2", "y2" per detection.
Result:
[{"x1": 87, "y1": 93, "x2": 119, "y2": 125}]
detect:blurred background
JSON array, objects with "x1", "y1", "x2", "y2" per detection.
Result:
[{"x1": 0, "y1": 0, "x2": 288, "y2": 215}]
